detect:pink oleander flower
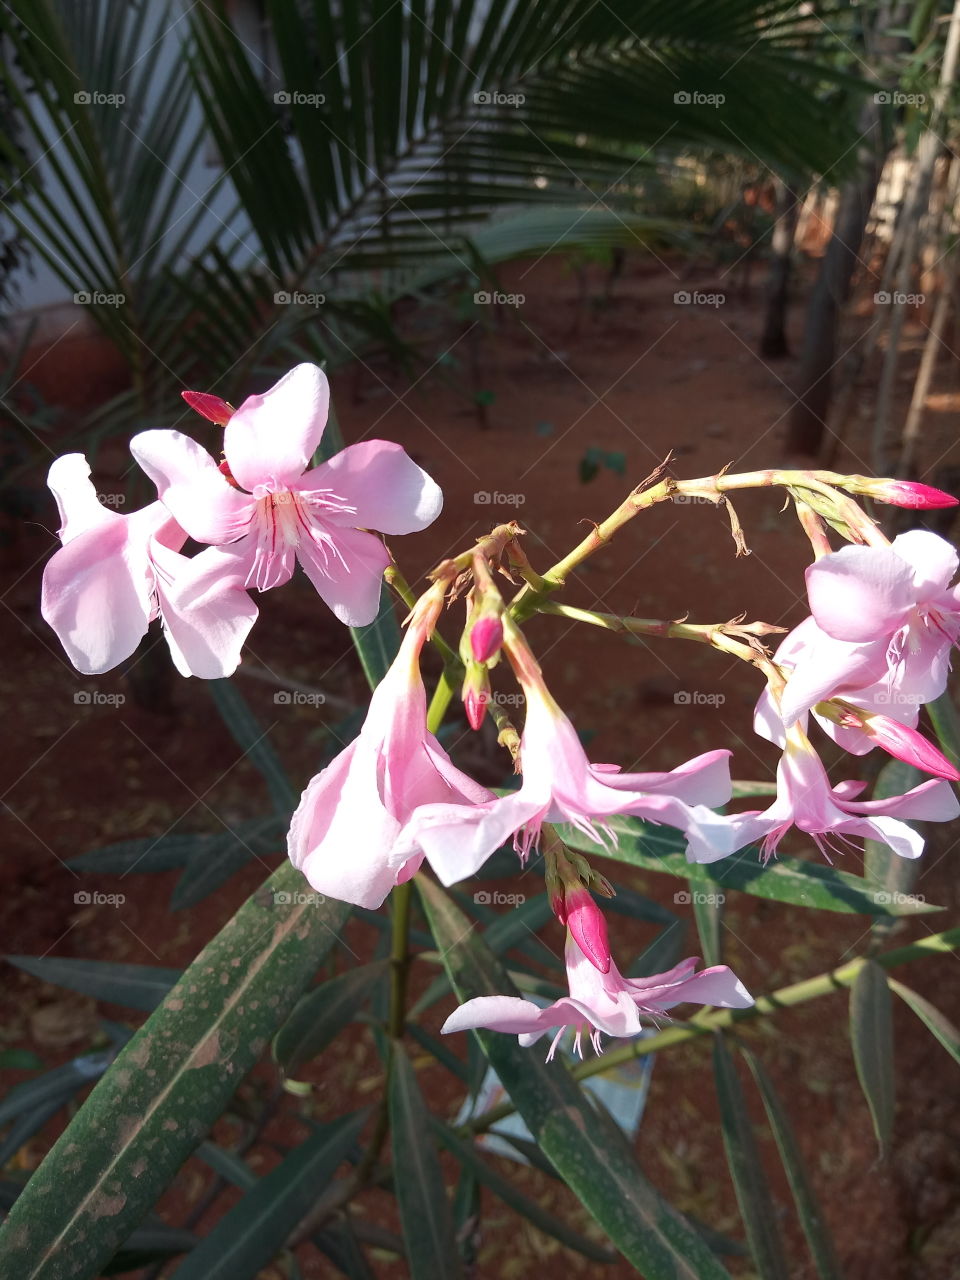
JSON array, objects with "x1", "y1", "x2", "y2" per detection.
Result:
[
  {"x1": 131, "y1": 364, "x2": 442, "y2": 628},
  {"x1": 287, "y1": 589, "x2": 494, "y2": 909},
  {"x1": 764, "y1": 531, "x2": 960, "y2": 730},
  {"x1": 40, "y1": 454, "x2": 256, "y2": 677},
  {"x1": 442, "y1": 932, "x2": 753, "y2": 1059},
  {"x1": 406, "y1": 675, "x2": 737, "y2": 885},
  {"x1": 692, "y1": 726, "x2": 959, "y2": 865}
]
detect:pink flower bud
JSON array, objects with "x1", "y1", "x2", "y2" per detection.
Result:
[
  {"x1": 852, "y1": 711, "x2": 960, "y2": 781},
  {"x1": 470, "y1": 615, "x2": 504, "y2": 664},
  {"x1": 181, "y1": 390, "x2": 235, "y2": 425},
  {"x1": 564, "y1": 885, "x2": 612, "y2": 974},
  {"x1": 464, "y1": 684, "x2": 489, "y2": 731},
  {"x1": 846, "y1": 476, "x2": 958, "y2": 510}
]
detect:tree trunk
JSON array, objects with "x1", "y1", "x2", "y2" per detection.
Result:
[
  {"x1": 758, "y1": 179, "x2": 800, "y2": 358},
  {"x1": 873, "y1": 0, "x2": 960, "y2": 471},
  {"x1": 784, "y1": 0, "x2": 910, "y2": 457},
  {"x1": 784, "y1": 117, "x2": 885, "y2": 456}
]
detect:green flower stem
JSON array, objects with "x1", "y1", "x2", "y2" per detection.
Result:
[
  {"x1": 466, "y1": 926, "x2": 960, "y2": 1133},
  {"x1": 385, "y1": 565, "x2": 461, "y2": 670},
  {"x1": 533, "y1": 600, "x2": 761, "y2": 664},
  {"x1": 509, "y1": 466, "x2": 887, "y2": 620}
]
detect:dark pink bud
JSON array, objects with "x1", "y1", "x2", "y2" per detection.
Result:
[
  {"x1": 852, "y1": 477, "x2": 958, "y2": 510},
  {"x1": 564, "y1": 886, "x2": 611, "y2": 973},
  {"x1": 464, "y1": 685, "x2": 488, "y2": 731},
  {"x1": 181, "y1": 390, "x2": 235, "y2": 426},
  {"x1": 856, "y1": 711, "x2": 960, "y2": 781},
  {"x1": 470, "y1": 615, "x2": 504, "y2": 664}
]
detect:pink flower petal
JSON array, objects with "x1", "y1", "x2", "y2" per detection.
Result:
[
  {"x1": 612, "y1": 749, "x2": 733, "y2": 807},
  {"x1": 47, "y1": 454, "x2": 113, "y2": 542},
  {"x1": 846, "y1": 776, "x2": 960, "y2": 822},
  {"x1": 890, "y1": 529, "x2": 959, "y2": 598},
  {"x1": 224, "y1": 364, "x2": 329, "y2": 492},
  {"x1": 41, "y1": 519, "x2": 154, "y2": 674},
  {"x1": 305, "y1": 440, "x2": 442, "y2": 534},
  {"x1": 131, "y1": 430, "x2": 253, "y2": 544},
  {"x1": 645, "y1": 964, "x2": 754, "y2": 1010},
  {"x1": 441, "y1": 995, "x2": 550, "y2": 1037},
  {"x1": 297, "y1": 524, "x2": 391, "y2": 626},
  {"x1": 806, "y1": 545, "x2": 918, "y2": 642},
  {"x1": 152, "y1": 543, "x2": 258, "y2": 679},
  {"x1": 413, "y1": 791, "x2": 545, "y2": 885},
  {"x1": 288, "y1": 742, "x2": 410, "y2": 909}
]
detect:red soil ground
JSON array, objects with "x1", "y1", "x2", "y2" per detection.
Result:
[{"x1": 2, "y1": 251, "x2": 960, "y2": 1278}]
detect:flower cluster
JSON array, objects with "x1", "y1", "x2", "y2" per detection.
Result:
[
  {"x1": 42, "y1": 364, "x2": 960, "y2": 1061},
  {"x1": 42, "y1": 364, "x2": 442, "y2": 676}
]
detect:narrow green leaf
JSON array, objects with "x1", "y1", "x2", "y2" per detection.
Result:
[
  {"x1": 101, "y1": 1225, "x2": 199, "y2": 1276},
  {"x1": 406, "y1": 1022, "x2": 470, "y2": 1083},
  {"x1": 741, "y1": 1048, "x2": 842, "y2": 1280},
  {"x1": 5, "y1": 957, "x2": 180, "y2": 1013},
  {"x1": 687, "y1": 869, "x2": 722, "y2": 966},
  {"x1": 0, "y1": 1097, "x2": 70, "y2": 1170},
  {"x1": 849, "y1": 961, "x2": 895, "y2": 1155},
  {"x1": 207, "y1": 679, "x2": 297, "y2": 814},
  {"x1": 389, "y1": 1043, "x2": 464, "y2": 1280},
  {"x1": 0, "y1": 1050, "x2": 43, "y2": 1072},
  {"x1": 68, "y1": 831, "x2": 202, "y2": 874},
  {"x1": 558, "y1": 816, "x2": 940, "y2": 916},
  {"x1": 889, "y1": 978, "x2": 960, "y2": 1067},
  {"x1": 171, "y1": 1109, "x2": 368, "y2": 1280},
  {"x1": 349, "y1": 586, "x2": 403, "y2": 689},
  {"x1": 926, "y1": 691, "x2": 960, "y2": 769},
  {"x1": 418, "y1": 877, "x2": 730, "y2": 1279},
  {"x1": 0, "y1": 864, "x2": 350, "y2": 1280},
  {"x1": 273, "y1": 960, "x2": 389, "y2": 1075},
  {"x1": 864, "y1": 760, "x2": 925, "y2": 938},
  {"x1": 432, "y1": 1120, "x2": 615, "y2": 1263},
  {"x1": 0, "y1": 1053, "x2": 112, "y2": 1129},
  {"x1": 712, "y1": 1036, "x2": 789, "y2": 1279}
]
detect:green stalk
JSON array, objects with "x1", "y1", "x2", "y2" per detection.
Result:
[{"x1": 466, "y1": 926, "x2": 960, "y2": 1133}]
